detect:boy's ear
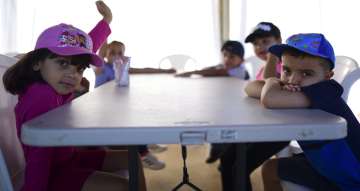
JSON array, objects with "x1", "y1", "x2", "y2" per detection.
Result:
[{"x1": 325, "y1": 70, "x2": 334, "y2": 80}]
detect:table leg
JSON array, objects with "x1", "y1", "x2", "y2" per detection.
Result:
[
  {"x1": 234, "y1": 143, "x2": 247, "y2": 191},
  {"x1": 128, "y1": 146, "x2": 139, "y2": 191}
]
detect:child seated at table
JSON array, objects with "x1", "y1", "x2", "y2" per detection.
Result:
[
  {"x1": 95, "y1": 40, "x2": 167, "y2": 170},
  {"x1": 245, "y1": 22, "x2": 282, "y2": 80},
  {"x1": 245, "y1": 33, "x2": 360, "y2": 191},
  {"x1": 95, "y1": 40, "x2": 176, "y2": 87},
  {"x1": 2, "y1": 1, "x2": 147, "y2": 190},
  {"x1": 175, "y1": 40, "x2": 249, "y2": 79}
]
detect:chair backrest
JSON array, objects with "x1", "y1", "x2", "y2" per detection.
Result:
[
  {"x1": 0, "y1": 149, "x2": 14, "y2": 191},
  {"x1": 333, "y1": 56, "x2": 360, "y2": 101},
  {"x1": 0, "y1": 54, "x2": 25, "y2": 191},
  {"x1": 243, "y1": 56, "x2": 265, "y2": 80},
  {"x1": 158, "y1": 54, "x2": 197, "y2": 73}
]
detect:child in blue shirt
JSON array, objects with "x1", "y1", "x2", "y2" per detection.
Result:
[
  {"x1": 246, "y1": 33, "x2": 360, "y2": 191},
  {"x1": 95, "y1": 41, "x2": 176, "y2": 87},
  {"x1": 176, "y1": 40, "x2": 249, "y2": 79}
]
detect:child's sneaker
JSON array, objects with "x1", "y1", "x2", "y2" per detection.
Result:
[
  {"x1": 147, "y1": 144, "x2": 168, "y2": 153},
  {"x1": 142, "y1": 153, "x2": 165, "y2": 170}
]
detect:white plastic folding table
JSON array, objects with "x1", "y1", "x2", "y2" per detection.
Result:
[{"x1": 22, "y1": 74, "x2": 346, "y2": 191}]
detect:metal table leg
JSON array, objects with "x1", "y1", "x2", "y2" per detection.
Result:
[
  {"x1": 234, "y1": 143, "x2": 247, "y2": 191},
  {"x1": 128, "y1": 146, "x2": 139, "y2": 191}
]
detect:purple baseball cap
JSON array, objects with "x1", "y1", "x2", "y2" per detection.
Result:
[{"x1": 35, "y1": 23, "x2": 103, "y2": 67}]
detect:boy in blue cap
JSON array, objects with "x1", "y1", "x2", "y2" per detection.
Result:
[{"x1": 245, "y1": 33, "x2": 360, "y2": 191}]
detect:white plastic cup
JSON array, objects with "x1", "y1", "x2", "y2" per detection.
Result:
[{"x1": 113, "y1": 56, "x2": 130, "y2": 87}]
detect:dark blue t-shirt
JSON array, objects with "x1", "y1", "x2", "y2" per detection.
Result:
[{"x1": 299, "y1": 80, "x2": 360, "y2": 190}]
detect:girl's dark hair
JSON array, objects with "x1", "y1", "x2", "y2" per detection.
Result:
[{"x1": 3, "y1": 48, "x2": 91, "y2": 95}]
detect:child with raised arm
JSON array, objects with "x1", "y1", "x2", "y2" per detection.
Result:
[
  {"x1": 245, "y1": 22, "x2": 282, "y2": 80},
  {"x1": 95, "y1": 40, "x2": 176, "y2": 87},
  {"x1": 95, "y1": 40, "x2": 167, "y2": 170},
  {"x1": 246, "y1": 33, "x2": 360, "y2": 191},
  {"x1": 175, "y1": 40, "x2": 249, "y2": 79},
  {"x1": 2, "y1": 2, "x2": 147, "y2": 190}
]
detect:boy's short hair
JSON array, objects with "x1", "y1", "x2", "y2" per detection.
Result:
[
  {"x1": 108, "y1": 41, "x2": 125, "y2": 49},
  {"x1": 282, "y1": 48, "x2": 332, "y2": 70},
  {"x1": 269, "y1": 33, "x2": 335, "y2": 69},
  {"x1": 245, "y1": 22, "x2": 281, "y2": 43},
  {"x1": 221, "y1": 40, "x2": 244, "y2": 58}
]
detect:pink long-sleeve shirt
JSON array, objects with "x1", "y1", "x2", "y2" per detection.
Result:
[{"x1": 16, "y1": 20, "x2": 110, "y2": 191}]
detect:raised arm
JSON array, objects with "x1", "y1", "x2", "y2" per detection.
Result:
[
  {"x1": 262, "y1": 53, "x2": 280, "y2": 79},
  {"x1": 88, "y1": 1, "x2": 112, "y2": 53},
  {"x1": 260, "y1": 78, "x2": 310, "y2": 108}
]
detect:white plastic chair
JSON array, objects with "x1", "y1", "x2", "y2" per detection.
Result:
[
  {"x1": 0, "y1": 149, "x2": 13, "y2": 191},
  {"x1": 281, "y1": 55, "x2": 360, "y2": 191},
  {"x1": 158, "y1": 54, "x2": 197, "y2": 73},
  {"x1": 243, "y1": 56, "x2": 265, "y2": 80},
  {"x1": 0, "y1": 54, "x2": 25, "y2": 191}
]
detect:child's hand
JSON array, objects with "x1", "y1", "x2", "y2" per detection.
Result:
[
  {"x1": 94, "y1": 67, "x2": 104, "y2": 75},
  {"x1": 282, "y1": 84, "x2": 301, "y2": 92},
  {"x1": 266, "y1": 53, "x2": 279, "y2": 65},
  {"x1": 96, "y1": 1, "x2": 112, "y2": 24}
]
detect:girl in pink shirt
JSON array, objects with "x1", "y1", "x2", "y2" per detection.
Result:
[
  {"x1": 3, "y1": 1, "x2": 146, "y2": 191},
  {"x1": 245, "y1": 22, "x2": 283, "y2": 80}
]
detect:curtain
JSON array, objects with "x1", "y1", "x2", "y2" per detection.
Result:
[{"x1": 0, "y1": 0, "x2": 17, "y2": 54}]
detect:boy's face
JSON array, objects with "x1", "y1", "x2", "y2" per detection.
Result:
[
  {"x1": 222, "y1": 50, "x2": 243, "y2": 70},
  {"x1": 106, "y1": 44, "x2": 125, "y2": 63},
  {"x1": 252, "y1": 36, "x2": 281, "y2": 61},
  {"x1": 281, "y1": 54, "x2": 333, "y2": 87}
]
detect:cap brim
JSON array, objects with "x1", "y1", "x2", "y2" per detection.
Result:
[
  {"x1": 268, "y1": 44, "x2": 292, "y2": 58},
  {"x1": 47, "y1": 47, "x2": 104, "y2": 67},
  {"x1": 269, "y1": 44, "x2": 335, "y2": 67},
  {"x1": 245, "y1": 31, "x2": 272, "y2": 43}
]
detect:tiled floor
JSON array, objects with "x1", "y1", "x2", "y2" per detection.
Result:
[{"x1": 144, "y1": 144, "x2": 264, "y2": 191}]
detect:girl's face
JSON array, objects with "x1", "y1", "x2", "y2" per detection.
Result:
[
  {"x1": 222, "y1": 50, "x2": 243, "y2": 70},
  {"x1": 252, "y1": 36, "x2": 281, "y2": 61},
  {"x1": 281, "y1": 54, "x2": 333, "y2": 87},
  {"x1": 33, "y1": 56, "x2": 86, "y2": 95},
  {"x1": 106, "y1": 44, "x2": 125, "y2": 63}
]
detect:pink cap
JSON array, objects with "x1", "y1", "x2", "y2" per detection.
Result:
[{"x1": 35, "y1": 23, "x2": 103, "y2": 67}]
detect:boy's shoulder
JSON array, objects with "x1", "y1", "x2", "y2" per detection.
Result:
[{"x1": 301, "y1": 80, "x2": 343, "y2": 98}]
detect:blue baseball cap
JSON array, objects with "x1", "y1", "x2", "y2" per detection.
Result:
[{"x1": 269, "y1": 33, "x2": 335, "y2": 69}]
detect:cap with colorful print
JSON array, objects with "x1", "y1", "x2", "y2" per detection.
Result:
[
  {"x1": 269, "y1": 33, "x2": 335, "y2": 69},
  {"x1": 35, "y1": 23, "x2": 103, "y2": 66}
]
